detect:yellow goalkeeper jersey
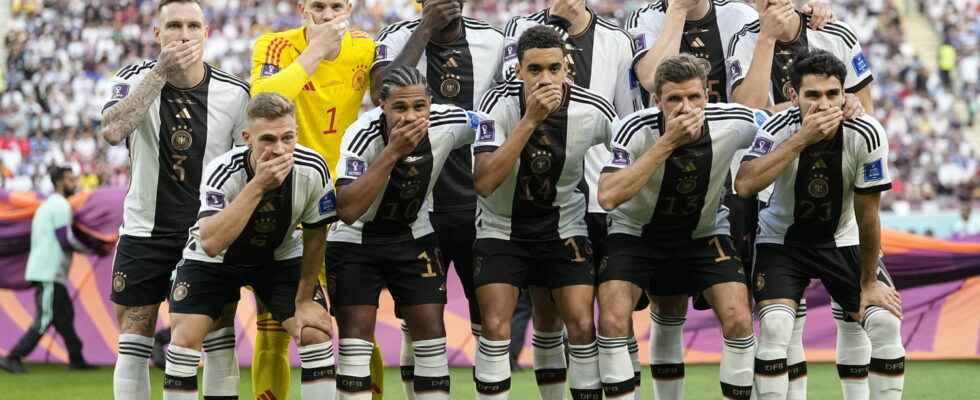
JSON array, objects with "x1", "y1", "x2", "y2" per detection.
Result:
[{"x1": 251, "y1": 27, "x2": 375, "y2": 177}]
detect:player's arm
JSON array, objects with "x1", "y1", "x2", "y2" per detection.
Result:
[
  {"x1": 633, "y1": 1, "x2": 691, "y2": 92},
  {"x1": 731, "y1": 6, "x2": 793, "y2": 108},
  {"x1": 598, "y1": 107, "x2": 701, "y2": 210},
  {"x1": 473, "y1": 82, "x2": 560, "y2": 197},
  {"x1": 735, "y1": 106, "x2": 841, "y2": 197},
  {"x1": 199, "y1": 150, "x2": 293, "y2": 257},
  {"x1": 335, "y1": 118, "x2": 427, "y2": 224},
  {"x1": 101, "y1": 40, "x2": 197, "y2": 145},
  {"x1": 250, "y1": 19, "x2": 346, "y2": 99}
]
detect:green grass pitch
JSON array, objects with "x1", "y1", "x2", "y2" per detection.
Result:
[{"x1": 0, "y1": 361, "x2": 978, "y2": 399}]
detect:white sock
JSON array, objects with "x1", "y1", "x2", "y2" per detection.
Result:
[
  {"x1": 413, "y1": 337, "x2": 450, "y2": 400},
  {"x1": 755, "y1": 304, "x2": 794, "y2": 400},
  {"x1": 834, "y1": 304, "x2": 870, "y2": 400},
  {"x1": 202, "y1": 327, "x2": 239, "y2": 399},
  {"x1": 299, "y1": 341, "x2": 337, "y2": 400},
  {"x1": 568, "y1": 340, "x2": 601, "y2": 399},
  {"x1": 863, "y1": 307, "x2": 905, "y2": 400},
  {"x1": 627, "y1": 336, "x2": 641, "y2": 400},
  {"x1": 532, "y1": 329, "x2": 567, "y2": 400},
  {"x1": 650, "y1": 312, "x2": 685, "y2": 400},
  {"x1": 400, "y1": 322, "x2": 416, "y2": 400},
  {"x1": 598, "y1": 336, "x2": 635, "y2": 399},
  {"x1": 787, "y1": 301, "x2": 808, "y2": 400},
  {"x1": 337, "y1": 338, "x2": 373, "y2": 400},
  {"x1": 475, "y1": 336, "x2": 511, "y2": 400},
  {"x1": 114, "y1": 334, "x2": 153, "y2": 400},
  {"x1": 722, "y1": 335, "x2": 755, "y2": 400},
  {"x1": 163, "y1": 345, "x2": 200, "y2": 400}
]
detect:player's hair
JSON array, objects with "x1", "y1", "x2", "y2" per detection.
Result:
[
  {"x1": 652, "y1": 53, "x2": 711, "y2": 97},
  {"x1": 517, "y1": 25, "x2": 568, "y2": 62},
  {"x1": 157, "y1": 0, "x2": 201, "y2": 11},
  {"x1": 247, "y1": 92, "x2": 295, "y2": 121},
  {"x1": 379, "y1": 65, "x2": 428, "y2": 101},
  {"x1": 48, "y1": 165, "x2": 73, "y2": 187},
  {"x1": 790, "y1": 49, "x2": 847, "y2": 91}
]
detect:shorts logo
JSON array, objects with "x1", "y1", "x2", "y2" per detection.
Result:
[
  {"x1": 633, "y1": 34, "x2": 646, "y2": 51},
  {"x1": 598, "y1": 257, "x2": 608, "y2": 276},
  {"x1": 852, "y1": 52, "x2": 870, "y2": 76},
  {"x1": 374, "y1": 45, "x2": 388, "y2": 62},
  {"x1": 111, "y1": 84, "x2": 130, "y2": 100},
  {"x1": 754, "y1": 110, "x2": 769, "y2": 127},
  {"x1": 346, "y1": 158, "x2": 366, "y2": 177},
  {"x1": 172, "y1": 282, "x2": 190, "y2": 302},
  {"x1": 754, "y1": 272, "x2": 765, "y2": 291},
  {"x1": 260, "y1": 63, "x2": 280, "y2": 77},
  {"x1": 206, "y1": 191, "x2": 226, "y2": 209},
  {"x1": 466, "y1": 111, "x2": 481, "y2": 129},
  {"x1": 863, "y1": 158, "x2": 884, "y2": 182},
  {"x1": 112, "y1": 272, "x2": 127, "y2": 293},
  {"x1": 478, "y1": 120, "x2": 495, "y2": 142},
  {"x1": 612, "y1": 148, "x2": 631, "y2": 166},
  {"x1": 750, "y1": 137, "x2": 774, "y2": 156},
  {"x1": 319, "y1": 191, "x2": 337, "y2": 215},
  {"x1": 504, "y1": 43, "x2": 518, "y2": 60}
]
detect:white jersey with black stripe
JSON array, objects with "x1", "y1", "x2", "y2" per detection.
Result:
[
  {"x1": 475, "y1": 81, "x2": 616, "y2": 241},
  {"x1": 745, "y1": 108, "x2": 891, "y2": 247},
  {"x1": 184, "y1": 144, "x2": 338, "y2": 264},
  {"x1": 604, "y1": 103, "x2": 766, "y2": 241},
  {"x1": 329, "y1": 104, "x2": 484, "y2": 245},
  {"x1": 103, "y1": 60, "x2": 249, "y2": 239}
]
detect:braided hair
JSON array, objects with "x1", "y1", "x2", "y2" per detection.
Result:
[{"x1": 379, "y1": 65, "x2": 429, "y2": 101}]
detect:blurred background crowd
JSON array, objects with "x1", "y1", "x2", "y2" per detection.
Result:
[{"x1": 0, "y1": 0, "x2": 976, "y2": 212}]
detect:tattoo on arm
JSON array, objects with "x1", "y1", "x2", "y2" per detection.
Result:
[{"x1": 101, "y1": 68, "x2": 168, "y2": 145}]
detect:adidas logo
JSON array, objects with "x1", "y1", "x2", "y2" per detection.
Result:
[
  {"x1": 176, "y1": 107, "x2": 192, "y2": 119},
  {"x1": 691, "y1": 37, "x2": 706, "y2": 48},
  {"x1": 258, "y1": 201, "x2": 276, "y2": 212}
]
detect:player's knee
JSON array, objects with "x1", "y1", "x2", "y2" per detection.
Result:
[
  {"x1": 758, "y1": 309, "x2": 795, "y2": 346},
  {"x1": 117, "y1": 305, "x2": 157, "y2": 336},
  {"x1": 598, "y1": 310, "x2": 630, "y2": 338},
  {"x1": 298, "y1": 326, "x2": 330, "y2": 346},
  {"x1": 719, "y1": 306, "x2": 754, "y2": 338},
  {"x1": 863, "y1": 310, "x2": 901, "y2": 342},
  {"x1": 480, "y1": 313, "x2": 512, "y2": 340},
  {"x1": 563, "y1": 315, "x2": 596, "y2": 343}
]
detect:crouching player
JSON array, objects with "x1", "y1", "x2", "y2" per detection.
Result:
[{"x1": 164, "y1": 92, "x2": 339, "y2": 400}]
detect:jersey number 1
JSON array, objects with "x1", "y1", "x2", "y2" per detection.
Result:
[{"x1": 323, "y1": 107, "x2": 338, "y2": 135}]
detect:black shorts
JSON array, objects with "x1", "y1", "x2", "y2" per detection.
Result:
[
  {"x1": 600, "y1": 234, "x2": 746, "y2": 296},
  {"x1": 325, "y1": 234, "x2": 447, "y2": 308},
  {"x1": 430, "y1": 210, "x2": 477, "y2": 301},
  {"x1": 752, "y1": 244, "x2": 893, "y2": 314},
  {"x1": 110, "y1": 235, "x2": 186, "y2": 307},
  {"x1": 472, "y1": 236, "x2": 595, "y2": 290},
  {"x1": 168, "y1": 258, "x2": 325, "y2": 322},
  {"x1": 585, "y1": 212, "x2": 608, "y2": 270}
]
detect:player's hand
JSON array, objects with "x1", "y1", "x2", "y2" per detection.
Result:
[
  {"x1": 842, "y1": 93, "x2": 865, "y2": 120},
  {"x1": 667, "y1": 0, "x2": 700, "y2": 15},
  {"x1": 801, "y1": 1, "x2": 835, "y2": 30},
  {"x1": 156, "y1": 40, "x2": 202, "y2": 78},
  {"x1": 386, "y1": 117, "x2": 428, "y2": 157},
  {"x1": 859, "y1": 281, "x2": 902, "y2": 320},
  {"x1": 549, "y1": 0, "x2": 586, "y2": 24},
  {"x1": 293, "y1": 300, "x2": 333, "y2": 341},
  {"x1": 524, "y1": 81, "x2": 563, "y2": 124},
  {"x1": 307, "y1": 13, "x2": 348, "y2": 61},
  {"x1": 760, "y1": 0, "x2": 796, "y2": 41},
  {"x1": 660, "y1": 105, "x2": 704, "y2": 150},
  {"x1": 799, "y1": 105, "x2": 841, "y2": 145},
  {"x1": 254, "y1": 148, "x2": 294, "y2": 191},
  {"x1": 420, "y1": 0, "x2": 462, "y2": 32}
]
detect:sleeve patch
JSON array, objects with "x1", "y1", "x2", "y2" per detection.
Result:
[
  {"x1": 260, "y1": 63, "x2": 280, "y2": 77},
  {"x1": 111, "y1": 84, "x2": 130, "y2": 100},
  {"x1": 466, "y1": 111, "x2": 481, "y2": 129},
  {"x1": 750, "y1": 137, "x2": 774, "y2": 155},
  {"x1": 863, "y1": 158, "x2": 884, "y2": 182},
  {"x1": 629, "y1": 69, "x2": 640, "y2": 89},
  {"x1": 319, "y1": 191, "x2": 337, "y2": 215},
  {"x1": 728, "y1": 59, "x2": 743, "y2": 80},
  {"x1": 612, "y1": 148, "x2": 631, "y2": 166},
  {"x1": 374, "y1": 45, "x2": 388, "y2": 62},
  {"x1": 206, "y1": 191, "x2": 226, "y2": 209},
  {"x1": 477, "y1": 119, "x2": 496, "y2": 142},
  {"x1": 504, "y1": 43, "x2": 518, "y2": 60},
  {"x1": 346, "y1": 158, "x2": 366, "y2": 177},
  {"x1": 632, "y1": 33, "x2": 647, "y2": 51},
  {"x1": 852, "y1": 52, "x2": 870, "y2": 75},
  {"x1": 754, "y1": 110, "x2": 769, "y2": 127}
]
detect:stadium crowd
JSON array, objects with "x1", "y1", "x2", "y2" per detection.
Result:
[{"x1": 1, "y1": 0, "x2": 976, "y2": 210}]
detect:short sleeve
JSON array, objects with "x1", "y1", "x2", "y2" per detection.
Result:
[
  {"x1": 336, "y1": 121, "x2": 377, "y2": 185},
  {"x1": 613, "y1": 37, "x2": 641, "y2": 117},
  {"x1": 502, "y1": 18, "x2": 522, "y2": 78},
  {"x1": 475, "y1": 92, "x2": 514, "y2": 154},
  {"x1": 626, "y1": 11, "x2": 664, "y2": 68},
  {"x1": 372, "y1": 24, "x2": 412, "y2": 70},
  {"x1": 594, "y1": 114, "x2": 617, "y2": 148},
  {"x1": 603, "y1": 115, "x2": 647, "y2": 173},
  {"x1": 852, "y1": 119, "x2": 891, "y2": 193},
  {"x1": 832, "y1": 22, "x2": 874, "y2": 93},
  {"x1": 301, "y1": 173, "x2": 338, "y2": 228},
  {"x1": 725, "y1": 27, "x2": 758, "y2": 99},
  {"x1": 738, "y1": 108, "x2": 772, "y2": 148},
  {"x1": 198, "y1": 157, "x2": 234, "y2": 219},
  {"x1": 50, "y1": 198, "x2": 72, "y2": 230},
  {"x1": 744, "y1": 125, "x2": 780, "y2": 161},
  {"x1": 450, "y1": 111, "x2": 486, "y2": 149},
  {"x1": 102, "y1": 64, "x2": 149, "y2": 114}
]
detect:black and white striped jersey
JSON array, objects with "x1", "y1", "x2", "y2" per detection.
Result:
[
  {"x1": 603, "y1": 103, "x2": 766, "y2": 241},
  {"x1": 746, "y1": 108, "x2": 891, "y2": 247},
  {"x1": 475, "y1": 81, "x2": 616, "y2": 241},
  {"x1": 373, "y1": 17, "x2": 505, "y2": 213},
  {"x1": 183, "y1": 144, "x2": 337, "y2": 265},
  {"x1": 503, "y1": 8, "x2": 642, "y2": 213},
  {"x1": 329, "y1": 104, "x2": 484, "y2": 245},
  {"x1": 103, "y1": 60, "x2": 249, "y2": 239},
  {"x1": 627, "y1": 0, "x2": 758, "y2": 103},
  {"x1": 725, "y1": 14, "x2": 873, "y2": 103}
]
